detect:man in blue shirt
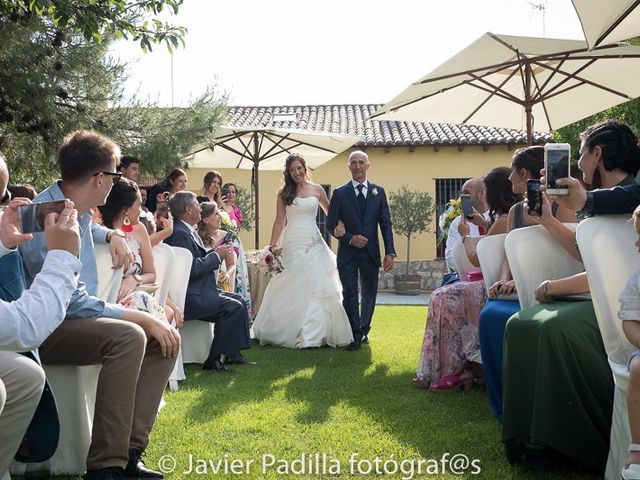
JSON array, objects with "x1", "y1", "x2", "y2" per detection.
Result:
[{"x1": 20, "y1": 131, "x2": 179, "y2": 480}]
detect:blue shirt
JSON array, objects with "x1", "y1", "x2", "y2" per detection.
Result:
[{"x1": 19, "y1": 181, "x2": 125, "y2": 319}]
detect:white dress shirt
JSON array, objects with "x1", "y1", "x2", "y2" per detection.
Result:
[
  {"x1": 351, "y1": 179, "x2": 369, "y2": 198},
  {"x1": 0, "y1": 247, "x2": 81, "y2": 351}
]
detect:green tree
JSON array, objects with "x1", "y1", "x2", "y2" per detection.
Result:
[
  {"x1": 0, "y1": 15, "x2": 226, "y2": 188},
  {"x1": 235, "y1": 184, "x2": 254, "y2": 232},
  {"x1": 389, "y1": 185, "x2": 435, "y2": 276},
  {"x1": 0, "y1": 0, "x2": 186, "y2": 51}
]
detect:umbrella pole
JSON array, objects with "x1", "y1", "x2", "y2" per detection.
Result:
[
  {"x1": 525, "y1": 62, "x2": 533, "y2": 146},
  {"x1": 253, "y1": 134, "x2": 260, "y2": 249}
]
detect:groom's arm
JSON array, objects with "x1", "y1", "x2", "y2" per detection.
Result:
[
  {"x1": 327, "y1": 189, "x2": 354, "y2": 246},
  {"x1": 378, "y1": 188, "x2": 396, "y2": 256}
]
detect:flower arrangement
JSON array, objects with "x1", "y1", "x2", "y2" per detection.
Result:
[
  {"x1": 254, "y1": 246, "x2": 284, "y2": 276},
  {"x1": 437, "y1": 197, "x2": 462, "y2": 246}
]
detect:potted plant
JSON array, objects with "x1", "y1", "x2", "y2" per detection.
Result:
[{"x1": 389, "y1": 185, "x2": 435, "y2": 295}]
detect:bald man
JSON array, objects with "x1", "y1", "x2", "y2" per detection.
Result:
[{"x1": 444, "y1": 178, "x2": 490, "y2": 275}]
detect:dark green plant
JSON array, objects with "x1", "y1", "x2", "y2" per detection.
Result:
[
  {"x1": 235, "y1": 184, "x2": 254, "y2": 232},
  {"x1": 389, "y1": 185, "x2": 435, "y2": 276}
]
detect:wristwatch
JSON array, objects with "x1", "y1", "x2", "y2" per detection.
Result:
[
  {"x1": 106, "y1": 229, "x2": 125, "y2": 243},
  {"x1": 462, "y1": 235, "x2": 471, "y2": 244},
  {"x1": 577, "y1": 191, "x2": 594, "y2": 217}
]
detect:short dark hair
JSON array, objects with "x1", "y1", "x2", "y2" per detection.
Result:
[
  {"x1": 8, "y1": 184, "x2": 37, "y2": 200},
  {"x1": 58, "y1": 130, "x2": 121, "y2": 183},
  {"x1": 120, "y1": 155, "x2": 140, "y2": 170},
  {"x1": 98, "y1": 178, "x2": 140, "y2": 229},
  {"x1": 581, "y1": 119, "x2": 640, "y2": 177}
]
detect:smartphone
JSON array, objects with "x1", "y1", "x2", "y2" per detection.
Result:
[
  {"x1": 545, "y1": 143, "x2": 570, "y2": 195},
  {"x1": 18, "y1": 200, "x2": 66, "y2": 234},
  {"x1": 220, "y1": 186, "x2": 230, "y2": 199},
  {"x1": 527, "y1": 179, "x2": 542, "y2": 216},
  {"x1": 222, "y1": 231, "x2": 236, "y2": 244},
  {"x1": 460, "y1": 194, "x2": 473, "y2": 220}
]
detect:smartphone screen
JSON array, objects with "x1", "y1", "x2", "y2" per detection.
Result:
[
  {"x1": 223, "y1": 231, "x2": 235, "y2": 244},
  {"x1": 18, "y1": 200, "x2": 66, "y2": 233},
  {"x1": 527, "y1": 179, "x2": 542, "y2": 216},
  {"x1": 220, "y1": 186, "x2": 230, "y2": 199},
  {"x1": 460, "y1": 194, "x2": 473, "y2": 219},
  {"x1": 545, "y1": 144, "x2": 570, "y2": 194}
]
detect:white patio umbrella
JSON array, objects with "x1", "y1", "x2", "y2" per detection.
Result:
[
  {"x1": 187, "y1": 126, "x2": 362, "y2": 248},
  {"x1": 371, "y1": 32, "x2": 640, "y2": 145},
  {"x1": 572, "y1": 0, "x2": 640, "y2": 49}
]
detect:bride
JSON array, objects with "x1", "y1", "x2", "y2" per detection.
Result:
[{"x1": 252, "y1": 153, "x2": 353, "y2": 348}]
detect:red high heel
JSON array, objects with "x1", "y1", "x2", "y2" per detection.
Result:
[{"x1": 428, "y1": 372, "x2": 467, "y2": 392}]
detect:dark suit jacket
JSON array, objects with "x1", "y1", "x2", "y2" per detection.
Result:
[
  {"x1": 326, "y1": 181, "x2": 395, "y2": 268},
  {"x1": 591, "y1": 182, "x2": 640, "y2": 215},
  {"x1": 164, "y1": 220, "x2": 222, "y2": 318}
]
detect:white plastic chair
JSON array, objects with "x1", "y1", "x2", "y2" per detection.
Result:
[
  {"x1": 452, "y1": 239, "x2": 476, "y2": 280},
  {"x1": 577, "y1": 215, "x2": 638, "y2": 480},
  {"x1": 505, "y1": 225, "x2": 584, "y2": 309},
  {"x1": 166, "y1": 246, "x2": 192, "y2": 388},
  {"x1": 476, "y1": 233, "x2": 507, "y2": 294},
  {"x1": 15, "y1": 244, "x2": 122, "y2": 475}
]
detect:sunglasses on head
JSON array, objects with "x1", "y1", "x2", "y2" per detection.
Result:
[{"x1": 93, "y1": 171, "x2": 122, "y2": 185}]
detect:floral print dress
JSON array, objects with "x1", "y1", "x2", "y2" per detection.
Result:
[{"x1": 119, "y1": 233, "x2": 164, "y2": 320}]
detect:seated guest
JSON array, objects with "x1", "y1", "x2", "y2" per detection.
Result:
[
  {"x1": 0, "y1": 154, "x2": 81, "y2": 480},
  {"x1": 164, "y1": 191, "x2": 252, "y2": 372},
  {"x1": 118, "y1": 155, "x2": 140, "y2": 183},
  {"x1": 219, "y1": 183, "x2": 252, "y2": 315},
  {"x1": 19, "y1": 130, "x2": 179, "y2": 480},
  {"x1": 621, "y1": 205, "x2": 640, "y2": 480},
  {"x1": 442, "y1": 177, "x2": 489, "y2": 285},
  {"x1": 503, "y1": 119, "x2": 640, "y2": 472},
  {"x1": 7, "y1": 183, "x2": 36, "y2": 200},
  {"x1": 98, "y1": 179, "x2": 177, "y2": 324},
  {"x1": 478, "y1": 146, "x2": 575, "y2": 419},
  {"x1": 196, "y1": 202, "x2": 236, "y2": 292},
  {"x1": 413, "y1": 166, "x2": 519, "y2": 390}
]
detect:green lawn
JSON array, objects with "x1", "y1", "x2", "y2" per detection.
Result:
[{"x1": 50, "y1": 306, "x2": 600, "y2": 479}]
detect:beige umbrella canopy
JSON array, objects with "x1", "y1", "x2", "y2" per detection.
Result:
[
  {"x1": 371, "y1": 32, "x2": 640, "y2": 145},
  {"x1": 572, "y1": 0, "x2": 640, "y2": 49},
  {"x1": 187, "y1": 126, "x2": 362, "y2": 248}
]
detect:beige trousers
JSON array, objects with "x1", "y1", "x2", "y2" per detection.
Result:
[
  {"x1": 39, "y1": 317, "x2": 176, "y2": 470},
  {"x1": 0, "y1": 352, "x2": 45, "y2": 479}
]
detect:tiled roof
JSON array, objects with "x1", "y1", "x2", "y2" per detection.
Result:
[{"x1": 226, "y1": 104, "x2": 552, "y2": 147}]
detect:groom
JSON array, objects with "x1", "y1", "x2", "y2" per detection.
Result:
[{"x1": 327, "y1": 150, "x2": 395, "y2": 351}]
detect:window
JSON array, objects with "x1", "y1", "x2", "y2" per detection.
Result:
[
  {"x1": 316, "y1": 184, "x2": 331, "y2": 246},
  {"x1": 435, "y1": 177, "x2": 469, "y2": 257}
]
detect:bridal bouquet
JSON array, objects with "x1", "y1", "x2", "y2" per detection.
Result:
[{"x1": 254, "y1": 246, "x2": 284, "y2": 276}]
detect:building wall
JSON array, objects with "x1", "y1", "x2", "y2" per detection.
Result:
[{"x1": 187, "y1": 144, "x2": 523, "y2": 261}]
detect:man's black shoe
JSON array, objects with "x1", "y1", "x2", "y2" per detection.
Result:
[
  {"x1": 83, "y1": 467, "x2": 125, "y2": 480},
  {"x1": 361, "y1": 335, "x2": 369, "y2": 344},
  {"x1": 202, "y1": 357, "x2": 229, "y2": 372},
  {"x1": 224, "y1": 354, "x2": 257, "y2": 365},
  {"x1": 347, "y1": 341, "x2": 361, "y2": 351},
  {"x1": 125, "y1": 448, "x2": 164, "y2": 479}
]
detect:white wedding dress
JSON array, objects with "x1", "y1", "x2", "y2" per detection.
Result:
[{"x1": 252, "y1": 196, "x2": 353, "y2": 348}]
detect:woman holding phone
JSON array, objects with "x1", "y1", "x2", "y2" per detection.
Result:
[
  {"x1": 197, "y1": 171, "x2": 223, "y2": 206},
  {"x1": 413, "y1": 166, "x2": 520, "y2": 391},
  {"x1": 502, "y1": 119, "x2": 640, "y2": 472},
  {"x1": 196, "y1": 202, "x2": 236, "y2": 292}
]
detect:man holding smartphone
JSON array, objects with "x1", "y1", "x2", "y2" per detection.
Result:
[
  {"x1": 0, "y1": 153, "x2": 83, "y2": 480},
  {"x1": 444, "y1": 178, "x2": 490, "y2": 276},
  {"x1": 19, "y1": 131, "x2": 179, "y2": 480}
]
